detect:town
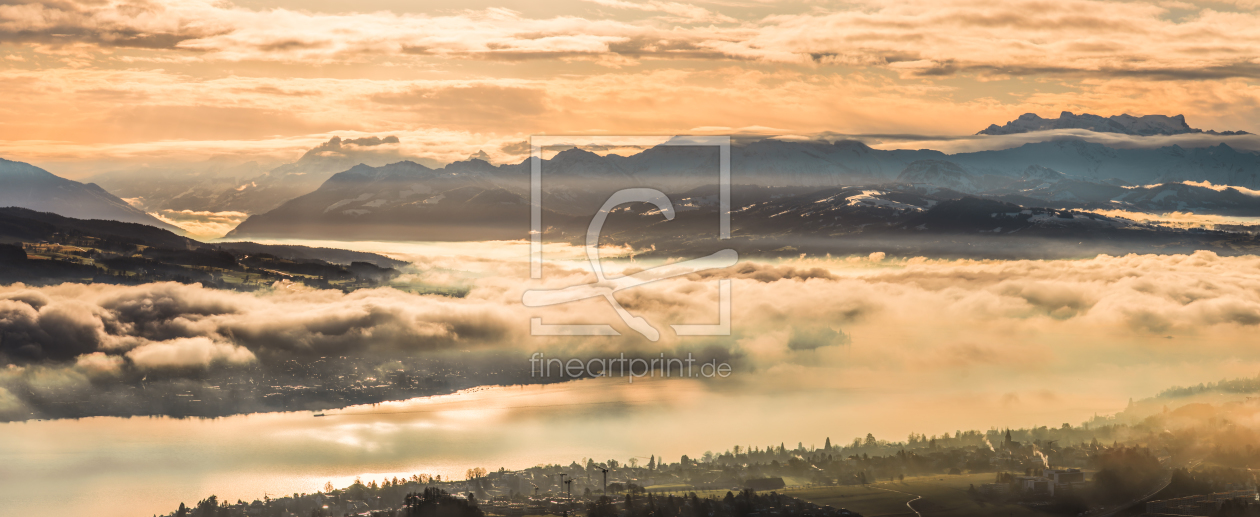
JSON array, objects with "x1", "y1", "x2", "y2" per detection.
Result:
[{"x1": 157, "y1": 417, "x2": 1260, "y2": 517}]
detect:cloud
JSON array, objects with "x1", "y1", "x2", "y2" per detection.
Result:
[
  {"x1": 3, "y1": 63, "x2": 1260, "y2": 176},
  {"x1": 1, "y1": 0, "x2": 1259, "y2": 81},
  {"x1": 73, "y1": 350, "x2": 125, "y2": 376},
  {"x1": 126, "y1": 336, "x2": 255, "y2": 369},
  {"x1": 1085, "y1": 208, "x2": 1260, "y2": 230},
  {"x1": 4, "y1": 250, "x2": 1260, "y2": 420},
  {"x1": 500, "y1": 141, "x2": 531, "y2": 156},
  {"x1": 2, "y1": 1, "x2": 1260, "y2": 175},
  {"x1": 343, "y1": 135, "x2": 399, "y2": 147},
  {"x1": 0, "y1": 280, "x2": 522, "y2": 365},
  {"x1": 149, "y1": 209, "x2": 249, "y2": 240},
  {"x1": 582, "y1": 0, "x2": 736, "y2": 23},
  {"x1": 689, "y1": 261, "x2": 837, "y2": 282},
  {"x1": 370, "y1": 85, "x2": 550, "y2": 123},
  {"x1": 1182, "y1": 180, "x2": 1260, "y2": 196}
]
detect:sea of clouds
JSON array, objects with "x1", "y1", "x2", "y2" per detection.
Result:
[{"x1": 5, "y1": 250, "x2": 1260, "y2": 420}]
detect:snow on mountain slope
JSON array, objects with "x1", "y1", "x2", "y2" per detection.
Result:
[
  {"x1": 949, "y1": 141, "x2": 1260, "y2": 188},
  {"x1": 896, "y1": 160, "x2": 982, "y2": 193}
]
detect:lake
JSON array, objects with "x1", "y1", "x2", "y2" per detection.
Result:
[{"x1": 1, "y1": 375, "x2": 1128, "y2": 517}]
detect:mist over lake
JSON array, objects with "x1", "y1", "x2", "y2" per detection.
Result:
[{"x1": 7, "y1": 239, "x2": 1260, "y2": 515}]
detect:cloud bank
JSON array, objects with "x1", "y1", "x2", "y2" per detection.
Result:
[
  {"x1": 5, "y1": 0, "x2": 1260, "y2": 78},
  {"x1": 5, "y1": 250, "x2": 1260, "y2": 420},
  {"x1": 149, "y1": 209, "x2": 249, "y2": 239}
]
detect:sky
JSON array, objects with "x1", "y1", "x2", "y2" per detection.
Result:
[{"x1": 2, "y1": 0, "x2": 1260, "y2": 175}]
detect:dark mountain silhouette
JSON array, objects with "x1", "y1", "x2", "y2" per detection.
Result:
[
  {"x1": 0, "y1": 158, "x2": 183, "y2": 233},
  {"x1": 0, "y1": 207, "x2": 404, "y2": 287},
  {"x1": 978, "y1": 112, "x2": 1250, "y2": 136}
]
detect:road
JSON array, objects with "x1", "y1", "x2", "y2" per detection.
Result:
[
  {"x1": 869, "y1": 486, "x2": 922, "y2": 517},
  {"x1": 1087, "y1": 458, "x2": 1203, "y2": 517}
]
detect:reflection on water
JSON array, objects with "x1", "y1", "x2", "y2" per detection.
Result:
[
  {"x1": 218, "y1": 238, "x2": 625, "y2": 264},
  {"x1": 1, "y1": 376, "x2": 1127, "y2": 517}
]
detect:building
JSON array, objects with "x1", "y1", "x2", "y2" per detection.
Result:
[
  {"x1": 978, "y1": 483, "x2": 1011, "y2": 497},
  {"x1": 1017, "y1": 476, "x2": 1050, "y2": 494},
  {"x1": 1044, "y1": 468, "x2": 1084, "y2": 485},
  {"x1": 1014, "y1": 469, "x2": 1087, "y2": 497}
]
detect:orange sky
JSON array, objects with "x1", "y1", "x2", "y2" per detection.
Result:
[{"x1": 2, "y1": 0, "x2": 1259, "y2": 173}]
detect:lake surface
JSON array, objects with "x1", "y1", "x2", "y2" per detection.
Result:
[{"x1": 1, "y1": 376, "x2": 1125, "y2": 517}]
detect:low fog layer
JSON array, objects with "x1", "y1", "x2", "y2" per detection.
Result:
[{"x1": 4, "y1": 250, "x2": 1260, "y2": 420}]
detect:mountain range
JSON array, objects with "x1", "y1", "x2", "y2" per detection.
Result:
[
  {"x1": 4, "y1": 113, "x2": 1260, "y2": 251},
  {"x1": 87, "y1": 135, "x2": 440, "y2": 216},
  {"x1": 591, "y1": 185, "x2": 1260, "y2": 259},
  {"x1": 0, "y1": 154, "x2": 1257, "y2": 263},
  {"x1": 978, "y1": 111, "x2": 1250, "y2": 136},
  {"x1": 225, "y1": 137, "x2": 1260, "y2": 242}
]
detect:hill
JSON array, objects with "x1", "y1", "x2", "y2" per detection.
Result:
[
  {"x1": 0, "y1": 207, "x2": 405, "y2": 288},
  {"x1": 0, "y1": 158, "x2": 184, "y2": 233}
]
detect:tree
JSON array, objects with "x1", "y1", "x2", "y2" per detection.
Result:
[
  {"x1": 648, "y1": 455, "x2": 656, "y2": 471},
  {"x1": 323, "y1": 481, "x2": 335, "y2": 493},
  {"x1": 587, "y1": 496, "x2": 616, "y2": 517},
  {"x1": 404, "y1": 487, "x2": 484, "y2": 517},
  {"x1": 192, "y1": 496, "x2": 219, "y2": 517}
]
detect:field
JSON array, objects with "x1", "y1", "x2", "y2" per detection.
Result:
[{"x1": 783, "y1": 474, "x2": 1045, "y2": 517}]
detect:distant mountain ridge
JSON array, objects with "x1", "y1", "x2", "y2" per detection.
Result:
[
  {"x1": 893, "y1": 158, "x2": 1260, "y2": 216},
  {"x1": 87, "y1": 135, "x2": 439, "y2": 216},
  {"x1": 978, "y1": 111, "x2": 1249, "y2": 136},
  {"x1": 228, "y1": 136, "x2": 1260, "y2": 242},
  {"x1": 0, "y1": 158, "x2": 184, "y2": 233}
]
